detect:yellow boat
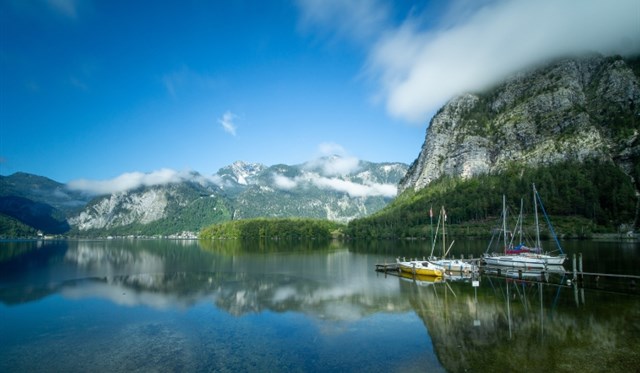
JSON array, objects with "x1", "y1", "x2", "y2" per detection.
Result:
[
  {"x1": 397, "y1": 260, "x2": 444, "y2": 277},
  {"x1": 399, "y1": 271, "x2": 443, "y2": 284}
]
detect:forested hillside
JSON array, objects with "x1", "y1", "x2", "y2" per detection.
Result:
[
  {"x1": 347, "y1": 159, "x2": 636, "y2": 239},
  {"x1": 200, "y1": 218, "x2": 343, "y2": 240}
]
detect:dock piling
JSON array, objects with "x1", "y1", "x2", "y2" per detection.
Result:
[{"x1": 578, "y1": 253, "x2": 583, "y2": 282}]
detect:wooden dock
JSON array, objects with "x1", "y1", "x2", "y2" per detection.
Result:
[
  {"x1": 375, "y1": 253, "x2": 639, "y2": 294},
  {"x1": 375, "y1": 262, "x2": 399, "y2": 272},
  {"x1": 375, "y1": 257, "x2": 481, "y2": 273}
]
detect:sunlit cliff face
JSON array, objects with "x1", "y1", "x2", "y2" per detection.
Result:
[{"x1": 399, "y1": 56, "x2": 640, "y2": 194}]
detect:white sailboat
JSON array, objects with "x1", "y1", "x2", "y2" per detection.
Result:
[
  {"x1": 397, "y1": 256, "x2": 444, "y2": 277},
  {"x1": 482, "y1": 184, "x2": 567, "y2": 270},
  {"x1": 428, "y1": 206, "x2": 476, "y2": 274},
  {"x1": 397, "y1": 206, "x2": 475, "y2": 277}
]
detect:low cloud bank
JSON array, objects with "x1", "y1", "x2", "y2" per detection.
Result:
[
  {"x1": 304, "y1": 155, "x2": 361, "y2": 176},
  {"x1": 67, "y1": 147, "x2": 398, "y2": 198},
  {"x1": 67, "y1": 169, "x2": 205, "y2": 195},
  {"x1": 298, "y1": 0, "x2": 640, "y2": 123},
  {"x1": 272, "y1": 173, "x2": 397, "y2": 198},
  {"x1": 275, "y1": 143, "x2": 397, "y2": 198}
]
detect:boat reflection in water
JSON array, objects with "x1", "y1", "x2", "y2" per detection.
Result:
[
  {"x1": 395, "y1": 267, "x2": 639, "y2": 373},
  {"x1": 398, "y1": 271, "x2": 443, "y2": 286},
  {"x1": 1, "y1": 239, "x2": 638, "y2": 372}
]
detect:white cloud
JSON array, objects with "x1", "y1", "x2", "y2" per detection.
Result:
[
  {"x1": 272, "y1": 172, "x2": 397, "y2": 198},
  {"x1": 296, "y1": 0, "x2": 389, "y2": 43},
  {"x1": 298, "y1": 0, "x2": 640, "y2": 123},
  {"x1": 371, "y1": 0, "x2": 640, "y2": 122},
  {"x1": 311, "y1": 176, "x2": 396, "y2": 198},
  {"x1": 324, "y1": 157, "x2": 360, "y2": 176},
  {"x1": 67, "y1": 169, "x2": 198, "y2": 195},
  {"x1": 306, "y1": 143, "x2": 361, "y2": 176},
  {"x1": 272, "y1": 159, "x2": 397, "y2": 198},
  {"x1": 272, "y1": 174, "x2": 298, "y2": 190},
  {"x1": 271, "y1": 143, "x2": 396, "y2": 197},
  {"x1": 218, "y1": 111, "x2": 237, "y2": 136}
]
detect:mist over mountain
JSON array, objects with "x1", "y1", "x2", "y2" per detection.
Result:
[
  {"x1": 1, "y1": 158, "x2": 408, "y2": 237},
  {"x1": 3, "y1": 55, "x2": 639, "y2": 238},
  {"x1": 347, "y1": 55, "x2": 640, "y2": 239},
  {"x1": 399, "y1": 55, "x2": 639, "y2": 194}
]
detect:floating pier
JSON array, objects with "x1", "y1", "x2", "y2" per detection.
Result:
[
  {"x1": 375, "y1": 256, "x2": 481, "y2": 275},
  {"x1": 375, "y1": 253, "x2": 639, "y2": 294},
  {"x1": 375, "y1": 262, "x2": 399, "y2": 272}
]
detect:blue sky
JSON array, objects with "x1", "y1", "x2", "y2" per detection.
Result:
[{"x1": 1, "y1": 0, "x2": 638, "y2": 189}]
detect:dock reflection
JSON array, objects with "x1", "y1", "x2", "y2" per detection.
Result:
[{"x1": 394, "y1": 268, "x2": 639, "y2": 372}]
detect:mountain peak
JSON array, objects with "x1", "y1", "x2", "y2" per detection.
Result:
[
  {"x1": 218, "y1": 161, "x2": 266, "y2": 185},
  {"x1": 399, "y1": 55, "x2": 640, "y2": 194}
]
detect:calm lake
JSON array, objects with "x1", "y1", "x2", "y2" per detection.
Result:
[{"x1": 1, "y1": 238, "x2": 638, "y2": 372}]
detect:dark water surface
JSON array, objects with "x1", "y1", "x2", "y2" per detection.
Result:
[{"x1": 0, "y1": 239, "x2": 638, "y2": 372}]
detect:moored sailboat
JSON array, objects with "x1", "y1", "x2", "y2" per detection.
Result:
[
  {"x1": 397, "y1": 258, "x2": 444, "y2": 277},
  {"x1": 428, "y1": 206, "x2": 476, "y2": 274},
  {"x1": 397, "y1": 206, "x2": 476, "y2": 277},
  {"x1": 482, "y1": 184, "x2": 567, "y2": 270}
]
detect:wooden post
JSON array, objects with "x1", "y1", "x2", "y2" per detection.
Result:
[
  {"x1": 572, "y1": 254, "x2": 577, "y2": 281},
  {"x1": 578, "y1": 253, "x2": 583, "y2": 282}
]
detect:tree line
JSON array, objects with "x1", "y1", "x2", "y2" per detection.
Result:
[
  {"x1": 346, "y1": 159, "x2": 638, "y2": 239},
  {"x1": 200, "y1": 218, "x2": 343, "y2": 240}
]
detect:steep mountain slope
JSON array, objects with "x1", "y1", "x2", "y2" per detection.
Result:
[
  {"x1": 399, "y1": 55, "x2": 639, "y2": 197},
  {"x1": 0, "y1": 196, "x2": 70, "y2": 234},
  {"x1": 0, "y1": 173, "x2": 90, "y2": 234},
  {"x1": 67, "y1": 159, "x2": 406, "y2": 235},
  {"x1": 69, "y1": 181, "x2": 232, "y2": 236},
  {"x1": 0, "y1": 172, "x2": 90, "y2": 213},
  {"x1": 227, "y1": 159, "x2": 407, "y2": 222},
  {"x1": 346, "y1": 55, "x2": 640, "y2": 239}
]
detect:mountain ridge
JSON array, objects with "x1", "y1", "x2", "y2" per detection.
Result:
[
  {"x1": 399, "y1": 55, "x2": 639, "y2": 198},
  {"x1": 344, "y1": 55, "x2": 639, "y2": 239},
  {"x1": 0, "y1": 158, "x2": 408, "y2": 236}
]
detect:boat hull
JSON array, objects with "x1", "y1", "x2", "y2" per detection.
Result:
[
  {"x1": 398, "y1": 271, "x2": 443, "y2": 285},
  {"x1": 431, "y1": 259, "x2": 476, "y2": 273},
  {"x1": 482, "y1": 254, "x2": 566, "y2": 269},
  {"x1": 397, "y1": 261, "x2": 444, "y2": 277}
]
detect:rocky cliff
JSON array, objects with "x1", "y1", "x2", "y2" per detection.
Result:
[
  {"x1": 68, "y1": 181, "x2": 231, "y2": 235},
  {"x1": 399, "y1": 55, "x2": 640, "y2": 196},
  {"x1": 64, "y1": 158, "x2": 407, "y2": 235},
  {"x1": 1, "y1": 158, "x2": 407, "y2": 236}
]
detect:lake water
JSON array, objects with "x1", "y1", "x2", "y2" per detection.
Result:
[{"x1": 1, "y1": 238, "x2": 638, "y2": 372}]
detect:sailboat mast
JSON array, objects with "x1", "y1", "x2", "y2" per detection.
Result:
[
  {"x1": 534, "y1": 184, "x2": 541, "y2": 250},
  {"x1": 442, "y1": 206, "x2": 446, "y2": 258},
  {"x1": 430, "y1": 205, "x2": 434, "y2": 252},
  {"x1": 519, "y1": 198, "x2": 523, "y2": 245},
  {"x1": 502, "y1": 195, "x2": 508, "y2": 254}
]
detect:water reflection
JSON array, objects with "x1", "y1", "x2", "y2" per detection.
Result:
[
  {"x1": 395, "y1": 269, "x2": 640, "y2": 372},
  {"x1": 0, "y1": 240, "x2": 409, "y2": 319},
  {"x1": 0, "y1": 239, "x2": 638, "y2": 372}
]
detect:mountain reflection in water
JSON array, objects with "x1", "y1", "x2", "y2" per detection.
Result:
[{"x1": 0, "y1": 239, "x2": 638, "y2": 372}]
